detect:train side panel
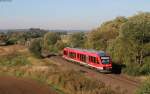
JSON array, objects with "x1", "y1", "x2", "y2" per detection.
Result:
[{"x1": 63, "y1": 48, "x2": 112, "y2": 72}]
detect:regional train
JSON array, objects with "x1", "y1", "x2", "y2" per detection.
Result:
[{"x1": 63, "y1": 47, "x2": 112, "y2": 72}]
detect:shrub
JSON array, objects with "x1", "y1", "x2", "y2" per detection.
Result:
[
  {"x1": 139, "y1": 58, "x2": 150, "y2": 75},
  {"x1": 6, "y1": 38, "x2": 17, "y2": 45},
  {"x1": 29, "y1": 39, "x2": 42, "y2": 58},
  {"x1": 123, "y1": 58, "x2": 150, "y2": 76},
  {"x1": 123, "y1": 64, "x2": 141, "y2": 76}
]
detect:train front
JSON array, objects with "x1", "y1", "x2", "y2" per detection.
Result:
[{"x1": 98, "y1": 51, "x2": 112, "y2": 72}]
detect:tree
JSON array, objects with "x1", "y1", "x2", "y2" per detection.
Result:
[
  {"x1": 99, "y1": 16, "x2": 127, "y2": 33},
  {"x1": 68, "y1": 32, "x2": 85, "y2": 48},
  {"x1": 120, "y1": 12, "x2": 150, "y2": 64},
  {"x1": 107, "y1": 12, "x2": 150, "y2": 66},
  {"x1": 43, "y1": 32, "x2": 61, "y2": 50},
  {"x1": 55, "y1": 40, "x2": 67, "y2": 54},
  {"x1": 86, "y1": 17, "x2": 127, "y2": 51}
]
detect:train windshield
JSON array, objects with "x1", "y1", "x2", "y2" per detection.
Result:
[{"x1": 101, "y1": 57, "x2": 110, "y2": 64}]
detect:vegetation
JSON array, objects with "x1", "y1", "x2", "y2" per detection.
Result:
[
  {"x1": 0, "y1": 28, "x2": 47, "y2": 45},
  {"x1": 0, "y1": 53, "x2": 30, "y2": 66},
  {"x1": 136, "y1": 78, "x2": 150, "y2": 94},
  {"x1": 68, "y1": 32, "x2": 85, "y2": 48},
  {"x1": 1, "y1": 12, "x2": 150, "y2": 94},
  {"x1": 38, "y1": 32, "x2": 68, "y2": 56},
  {"x1": 43, "y1": 32, "x2": 61, "y2": 53},
  {"x1": 85, "y1": 17, "x2": 127, "y2": 50},
  {"x1": 107, "y1": 13, "x2": 150, "y2": 76},
  {"x1": 29, "y1": 39, "x2": 42, "y2": 58}
]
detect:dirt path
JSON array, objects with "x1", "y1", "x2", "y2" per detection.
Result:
[
  {"x1": 49, "y1": 56, "x2": 141, "y2": 94},
  {"x1": 0, "y1": 76, "x2": 57, "y2": 94}
]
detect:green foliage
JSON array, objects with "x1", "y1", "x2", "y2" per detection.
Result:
[
  {"x1": 42, "y1": 32, "x2": 61, "y2": 52},
  {"x1": 86, "y1": 30, "x2": 103, "y2": 50},
  {"x1": 43, "y1": 32, "x2": 61, "y2": 47},
  {"x1": 107, "y1": 37, "x2": 138, "y2": 64},
  {"x1": 6, "y1": 38, "x2": 18, "y2": 45},
  {"x1": 140, "y1": 57, "x2": 150, "y2": 75},
  {"x1": 123, "y1": 64, "x2": 141, "y2": 76},
  {"x1": 107, "y1": 13, "x2": 150, "y2": 76},
  {"x1": 29, "y1": 39, "x2": 42, "y2": 58},
  {"x1": 121, "y1": 13, "x2": 150, "y2": 44},
  {"x1": 99, "y1": 16, "x2": 127, "y2": 33},
  {"x1": 68, "y1": 32, "x2": 85, "y2": 48},
  {"x1": 85, "y1": 17, "x2": 127, "y2": 50},
  {"x1": 0, "y1": 29, "x2": 47, "y2": 45},
  {"x1": 119, "y1": 12, "x2": 150, "y2": 64},
  {"x1": 55, "y1": 40, "x2": 68, "y2": 53},
  {"x1": 123, "y1": 57, "x2": 150, "y2": 76}
]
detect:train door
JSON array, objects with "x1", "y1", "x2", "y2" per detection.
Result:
[{"x1": 63, "y1": 50, "x2": 68, "y2": 57}]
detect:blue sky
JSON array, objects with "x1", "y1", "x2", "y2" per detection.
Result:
[{"x1": 0, "y1": 0, "x2": 150, "y2": 30}]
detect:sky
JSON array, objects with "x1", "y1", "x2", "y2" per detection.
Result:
[{"x1": 0, "y1": 0, "x2": 150, "y2": 30}]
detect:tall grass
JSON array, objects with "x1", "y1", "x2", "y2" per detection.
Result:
[{"x1": 0, "y1": 53, "x2": 31, "y2": 66}]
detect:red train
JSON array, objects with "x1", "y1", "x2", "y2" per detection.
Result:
[{"x1": 63, "y1": 47, "x2": 112, "y2": 72}]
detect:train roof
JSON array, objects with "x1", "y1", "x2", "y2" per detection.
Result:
[{"x1": 65, "y1": 47, "x2": 106, "y2": 56}]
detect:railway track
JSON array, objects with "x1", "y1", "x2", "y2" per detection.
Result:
[{"x1": 49, "y1": 56, "x2": 141, "y2": 94}]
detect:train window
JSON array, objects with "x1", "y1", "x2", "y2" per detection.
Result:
[
  {"x1": 89, "y1": 56, "x2": 98, "y2": 64},
  {"x1": 79, "y1": 54, "x2": 86, "y2": 62},
  {"x1": 69, "y1": 52, "x2": 76, "y2": 58}
]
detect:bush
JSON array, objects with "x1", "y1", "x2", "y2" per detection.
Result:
[
  {"x1": 123, "y1": 64, "x2": 141, "y2": 76},
  {"x1": 123, "y1": 59, "x2": 150, "y2": 76},
  {"x1": 54, "y1": 40, "x2": 68, "y2": 54},
  {"x1": 29, "y1": 39, "x2": 42, "y2": 58},
  {"x1": 6, "y1": 38, "x2": 17, "y2": 45},
  {"x1": 139, "y1": 57, "x2": 150, "y2": 75}
]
